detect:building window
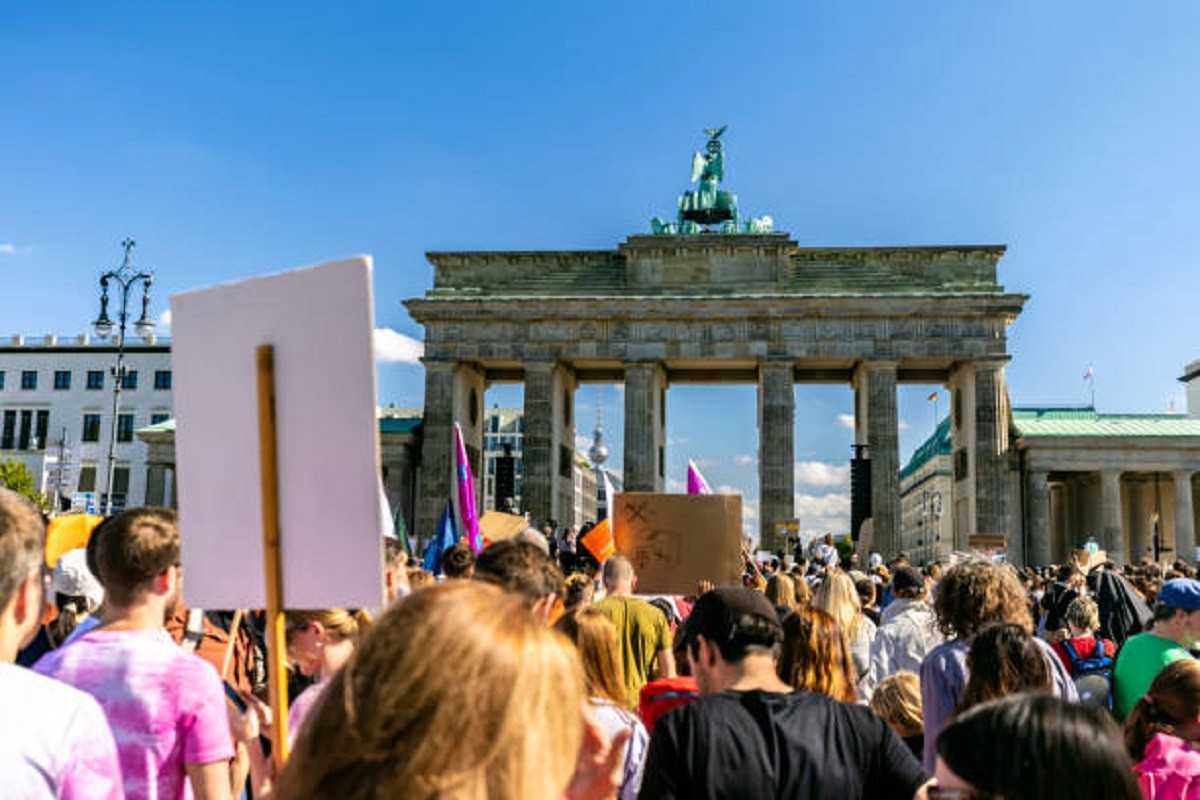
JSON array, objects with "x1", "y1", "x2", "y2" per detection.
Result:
[
  {"x1": 54, "y1": 370, "x2": 71, "y2": 390},
  {"x1": 0, "y1": 371, "x2": 5, "y2": 390},
  {"x1": 150, "y1": 412, "x2": 170, "y2": 425},
  {"x1": 82, "y1": 414, "x2": 102, "y2": 443},
  {"x1": 117, "y1": 413, "x2": 134, "y2": 442},
  {"x1": 17, "y1": 411, "x2": 31, "y2": 450},
  {"x1": 87, "y1": 370, "x2": 104, "y2": 390},
  {"x1": 77, "y1": 466, "x2": 97, "y2": 492},
  {"x1": 1, "y1": 411, "x2": 14, "y2": 450},
  {"x1": 20, "y1": 371, "x2": 37, "y2": 390},
  {"x1": 111, "y1": 467, "x2": 130, "y2": 495},
  {"x1": 153, "y1": 370, "x2": 172, "y2": 390},
  {"x1": 121, "y1": 370, "x2": 138, "y2": 390},
  {"x1": 34, "y1": 410, "x2": 48, "y2": 451}
]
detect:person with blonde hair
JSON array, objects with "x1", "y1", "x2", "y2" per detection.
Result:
[
  {"x1": 284, "y1": 607, "x2": 372, "y2": 744},
  {"x1": 556, "y1": 608, "x2": 649, "y2": 800},
  {"x1": 765, "y1": 573, "x2": 799, "y2": 619},
  {"x1": 778, "y1": 606, "x2": 858, "y2": 703},
  {"x1": 870, "y1": 671, "x2": 924, "y2": 759},
  {"x1": 814, "y1": 569, "x2": 876, "y2": 685},
  {"x1": 1125, "y1": 658, "x2": 1200, "y2": 797},
  {"x1": 275, "y1": 581, "x2": 629, "y2": 800}
]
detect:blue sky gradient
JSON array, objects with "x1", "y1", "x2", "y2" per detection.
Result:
[{"x1": 4, "y1": 3, "x2": 1198, "y2": 535}]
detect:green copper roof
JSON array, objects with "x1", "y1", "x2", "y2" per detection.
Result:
[
  {"x1": 900, "y1": 416, "x2": 952, "y2": 480},
  {"x1": 1013, "y1": 407, "x2": 1200, "y2": 438},
  {"x1": 137, "y1": 415, "x2": 423, "y2": 436}
]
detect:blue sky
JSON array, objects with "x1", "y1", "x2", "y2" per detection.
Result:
[{"x1": 4, "y1": 3, "x2": 1199, "y2": 537}]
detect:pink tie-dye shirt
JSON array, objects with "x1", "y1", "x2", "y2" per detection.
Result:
[
  {"x1": 0, "y1": 662, "x2": 124, "y2": 799},
  {"x1": 34, "y1": 629, "x2": 234, "y2": 800}
]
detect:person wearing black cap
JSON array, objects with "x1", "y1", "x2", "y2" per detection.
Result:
[
  {"x1": 638, "y1": 587, "x2": 931, "y2": 799},
  {"x1": 1112, "y1": 577, "x2": 1200, "y2": 719},
  {"x1": 864, "y1": 566, "x2": 944, "y2": 697}
]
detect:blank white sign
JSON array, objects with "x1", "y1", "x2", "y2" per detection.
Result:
[{"x1": 171, "y1": 256, "x2": 384, "y2": 609}]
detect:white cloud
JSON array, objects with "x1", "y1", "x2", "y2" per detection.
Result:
[
  {"x1": 373, "y1": 328, "x2": 424, "y2": 365},
  {"x1": 899, "y1": 419, "x2": 910, "y2": 431},
  {"x1": 794, "y1": 460, "x2": 850, "y2": 489},
  {"x1": 733, "y1": 454, "x2": 756, "y2": 467},
  {"x1": 795, "y1": 491, "x2": 851, "y2": 534},
  {"x1": 666, "y1": 477, "x2": 686, "y2": 493},
  {"x1": 0, "y1": 244, "x2": 16, "y2": 255},
  {"x1": 157, "y1": 309, "x2": 172, "y2": 331},
  {"x1": 836, "y1": 413, "x2": 856, "y2": 430}
]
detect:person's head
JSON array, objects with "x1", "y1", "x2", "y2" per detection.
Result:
[
  {"x1": 554, "y1": 607, "x2": 627, "y2": 708},
  {"x1": 561, "y1": 573, "x2": 594, "y2": 614},
  {"x1": 0, "y1": 488, "x2": 47, "y2": 659},
  {"x1": 1057, "y1": 563, "x2": 1084, "y2": 585},
  {"x1": 440, "y1": 543, "x2": 476, "y2": 580},
  {"x1": 958, "y1": 623, "x2": 1050, "y2": 714},
  {"x1": 812, "y1": 569, "x2": 865, "y2": 640},
  {"x1": 823, "y1": 533, "x2": 834, "y2": 546},
  {"x1": 601, "y1": 554, "x2": 635, "y2": 595},
  {"x1": 934, "y1": 559, "x2": 1033, "y2": 640},
  {"x1": 764, "y1": 573, "x2": 797, "y2": 612},
  {"x1": 516, "y1": 527, "x2": 551, "y2": 556},
  {"x1": 407, "y1": 567, "x2": 436, "y2": 588},
  {"x1": 1125, "y1": 658, "x2": 1200, "y2": 761},
  {"x1": 1150, "y1": 578, "x2": 1200, "y2": 648},
  {"x1": 382, "y1": 537, "x2": 410, "y2": 603},
  {"x1": 49, "y1": 548, "x2": 104, "y2": 645},
  {"x1": 777, "y1": 606, "x2": 857, "y2": 703},
  {"x1": 276, "y1": 581, "x2": 585, "y2": 800},
  {"x1": 94, "y1": 507, "x2": 181, "y2": 616},
  {"x1": 924, "y1": 561, "x2": 943, "y2": 582},
  {"x1": 686, "y1": 587, "x2": 784, "y2": 696},
  {"x1": 854, "y1": 576, "x2": 876, "y2": 610},
  {"x1": 1064, "y1": 595, "x2": 1100, "y2": 636},
  {"x1": 892, "y1": 566, "x2": 927, "y2": 601},
  {"x1": 473, "y1": 540, "x2": 565, "y2": 622},
  {"x1": 285, "y1": 608, "x2": 373, "y2": 678},
  {"x1": 936, "y1": 693, "x2": 1139, "y2": 800},
  {"x1": 870, "y1": 671, "x2": 923, "y2": 739}
]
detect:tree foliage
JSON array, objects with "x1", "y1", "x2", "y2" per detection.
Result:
[{"x1": 0, "y1": 458, "x2": 50, "y2": 511}]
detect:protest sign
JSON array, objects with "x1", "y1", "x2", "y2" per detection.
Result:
[
  {"x1": 478, "y1": 510, "x2": 529, "y2": 543},
  {"x1": 171, "y1": 256, "x2": 384, "y2": 610},
  {"x1": 613, "y1": 493, "x2": 743, "y2": 595}
]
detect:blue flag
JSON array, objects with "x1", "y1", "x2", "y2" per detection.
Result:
[{"x1": 422, "y1": 500, "x2": 459, "y2": 574}]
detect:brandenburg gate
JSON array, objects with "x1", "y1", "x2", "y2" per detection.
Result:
[{"x1": 405, "y1": 130, "x2": 1027, "y2": 557}]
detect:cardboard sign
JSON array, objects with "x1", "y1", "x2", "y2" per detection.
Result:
[
  {"x1": 613, "y1": 493, "x2": 743, "y2": 595},
  {"x1": 171, "y1": 257, "x2": 384, "y2": 609},
  {"x1": 478, "y1": 510, "x2": 529, "y2": 543}
]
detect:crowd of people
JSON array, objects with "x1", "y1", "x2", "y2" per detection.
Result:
[{"x1": 6, "y1": 486, "x2": 1200, "y2": 798}]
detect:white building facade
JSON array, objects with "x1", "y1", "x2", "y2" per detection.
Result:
[{"x1": 0, "y1": 334, "x2": 172, "y2": 511}]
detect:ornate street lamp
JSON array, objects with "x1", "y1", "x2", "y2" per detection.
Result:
[{"x1": 92, "y1": 238, "x2": 154, "y2": 515}]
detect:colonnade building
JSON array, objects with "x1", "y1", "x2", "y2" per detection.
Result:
[{"x1": 405, "y1": 232, "x2": 1027, "y2": 558}]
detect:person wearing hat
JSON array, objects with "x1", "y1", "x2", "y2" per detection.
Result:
[
  {"x1": 1112, "y1": 577, "x2": 1200, "y2": 719},
  {"x1": 864, "y1": 566, "x2": 944, "y2": 698},
  {"x1": 638, "y1": 587, "x2": 931, "y2": 799}
]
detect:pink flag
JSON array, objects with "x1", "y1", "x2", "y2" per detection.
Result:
[
  {"x1": 686, "y1": 459, "x2": 712, "y2": 495},
  {"x1": 454, "y1": 423, "x2": 482, "y2": 553}
]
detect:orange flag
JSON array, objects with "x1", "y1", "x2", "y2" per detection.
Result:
[{"x1": 580, "y1": 517, "x2": 615, "y2": 563}]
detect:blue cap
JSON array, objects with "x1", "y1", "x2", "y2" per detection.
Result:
[{"x1": 1157, "y1": 578, "x2": 1200, "y2": 611}]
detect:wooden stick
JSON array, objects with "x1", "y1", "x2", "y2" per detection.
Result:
[
  {"x1": 220, "y1": 609, "x2": 243, "y2": 682},
  {"x1": 256, "y1": 345, "x2": 290, "y2": 770}
]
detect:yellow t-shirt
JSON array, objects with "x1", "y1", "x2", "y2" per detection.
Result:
[{"x1": 594, "y1": 595, "x2": 673, "y2": 708}]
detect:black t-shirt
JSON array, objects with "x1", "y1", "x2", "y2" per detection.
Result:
[{"x1": 638, "y1": 688, "x2": 928, "y2": 800}]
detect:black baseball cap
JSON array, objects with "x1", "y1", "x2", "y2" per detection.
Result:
[{"x1": 686, "y1": 587, "x2": 783, "y2": 661}]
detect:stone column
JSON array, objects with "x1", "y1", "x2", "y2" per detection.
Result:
[
  {"x1": 144, "y1": 464, "x2": 167, "y2": 507},
  {"x1": 1176, "y1": 472, "x2": 1196, "y2": 563},
  {"x1": 974, "y1": 361, "x2": 1015, "y2": 560},
  {"x1": 416, "y1": 360, "x2": 485, "y2": 541},
  {"x1": 1126, "y1": 480, "x2": 1148, "y2": 563},
  {"x1": 623, "y1": 362, "x2": 666, "y2": 493},
  {"x1": 758, "y1": 361, "x2": 795, "y2": 551},
  {"x1": 523, "y1": 361, "x2": 576, "y2": 529},
  {"x1": 1099, "y1": 469, "x2": 1125, "y2": 565},
  {"x1": 1027, "y1": 470, "x2": 1051, "y2": 566},
  {"x1": 854, "y1": 362, "x2": 900, "y2": 556}
]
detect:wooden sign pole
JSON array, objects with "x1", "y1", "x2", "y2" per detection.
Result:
[{"x1": 256, "y1": 345, "x2": 290, "y2": 770}]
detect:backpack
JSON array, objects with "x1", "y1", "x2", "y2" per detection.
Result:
[{"x1": 1062, "y1": 636, "x2": 1114, "y2": 709}]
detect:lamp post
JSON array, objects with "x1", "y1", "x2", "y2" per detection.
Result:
[{"x1": 92, "y1": 239, "x2": 154, "y2": 516}]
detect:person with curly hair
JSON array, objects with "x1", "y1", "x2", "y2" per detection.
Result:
[{"x1": 919, "y1": 559, "x2": 1077, "y2": 771}]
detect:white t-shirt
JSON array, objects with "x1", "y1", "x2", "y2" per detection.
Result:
[{"x1": 0, "y1": 661, "x2": 124, "y2": 799}]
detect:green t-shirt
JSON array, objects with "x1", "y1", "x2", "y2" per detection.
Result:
[
  {"x1": 1113, "y1": 631, "x2": 1194, "y2": 719},
  {"x1": 594, "y1": 595, "x2": 673, "y2": 708}
]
